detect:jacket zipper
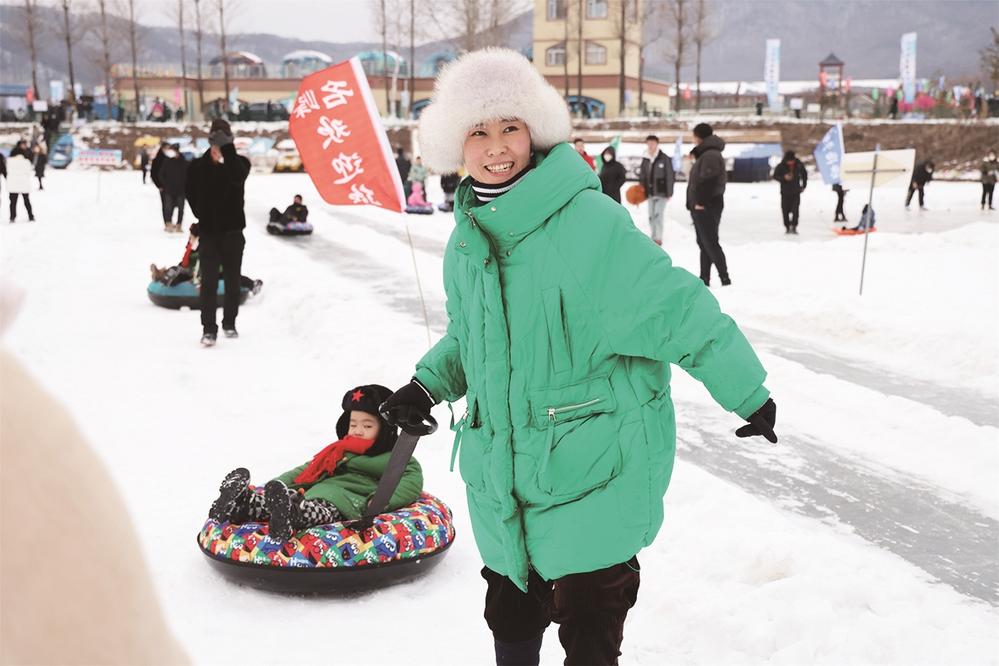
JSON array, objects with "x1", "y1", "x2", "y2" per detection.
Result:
[{"x1": 537, "y1": 397, "x2": 604, "y2": 482}]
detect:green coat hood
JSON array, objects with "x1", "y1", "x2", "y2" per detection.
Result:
[{"x1": 415, "y1": 142, "x2": 768, "y2": 591}]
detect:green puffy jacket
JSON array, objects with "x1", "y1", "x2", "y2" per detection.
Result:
[
  {"x1": 414, "y1": 142, "x2": 769, "y2": 591},
  {"x1": 275, "y1": 452, "x2": 423, "y2": 521}
]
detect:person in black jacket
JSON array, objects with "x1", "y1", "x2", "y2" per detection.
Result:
[
  {"x1": 832, "y1": 183, "x2": 848, "y2": 222},
  {"x1": 772, "y1": 151, "x2": 807, "y2": 233},
  {"x1": 140, "y1": 148, "x2": 151, "y2": 184},
  {"x1": 685, "y1": 123, "x2": 730, "y2": 286},
  {"x1": 269, "y1": 194, "x2": 309, "y2": 223},
  {"x1": 185, "y1": 119, "x2": 250, "y2": 347},
  {"x1": 153, "y1": 144, "x2": 189, "y2": 232},
  {"x1": 638, "y1": 135, "x2": 675, "y2": 245},
  {"x1": 598, "y1": 145, "x2": 627, "y2": 203},
  {"x1": 906, "y1": 160, "x2": 934, "y2": 210},
  {"x1": 395, "y1": 146, "x2": 412, "y2": 198}
]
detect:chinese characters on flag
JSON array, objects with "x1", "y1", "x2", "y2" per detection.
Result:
[{"x1": 289, "y1": 57, "x2": 406, "y2": 213}]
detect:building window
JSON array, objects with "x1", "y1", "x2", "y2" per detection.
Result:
[
  {"x1": 547, "y1": 0, "x2": 567, "y2": 20},
  {"x1": 626, "y1": 0, "x2": 637, "y2": 22},
  {"x1": 585, "y1": 41, "x2": 607, "y2": 65},
  {"x1": 586, "y1": 0, "x2": 608, "y2": 19},
  {"x1": 546, "y1": 43, "x2": 567, "y2": 67}
]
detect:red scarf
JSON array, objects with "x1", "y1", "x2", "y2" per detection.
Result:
[{"x1": 293, "y1": 436, "x2": 375, "y2": 485}]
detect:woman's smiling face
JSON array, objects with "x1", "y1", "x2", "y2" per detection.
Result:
[{"x1": 462, "y1": 118, "x2": 532, "y2": 184}]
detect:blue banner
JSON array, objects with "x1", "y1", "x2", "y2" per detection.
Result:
[
  {"x1": 900, "y1": 32, "x2": 917, "y2": 104},
  {"x1": 764, "y1": 39, "x2": 781, "y2": 111},
  {"x1": 812, "y1": 124, "x2": 844, "y2": 185}
]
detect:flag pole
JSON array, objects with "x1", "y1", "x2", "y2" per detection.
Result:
[
  {"x1": 404, "y1": 220, "x2": 433, "y2": 349},
  {"x1": 858, "y1": 143, "x2": 879, "y2": 296}
]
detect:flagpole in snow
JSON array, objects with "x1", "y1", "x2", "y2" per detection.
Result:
[{"x1": 858, "y1": 143, "x2": 879, "y2": 296}]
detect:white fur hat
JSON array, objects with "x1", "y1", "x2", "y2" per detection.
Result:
[{"x1": 418, "y1": 48, "x2": 572, "y2": 173}]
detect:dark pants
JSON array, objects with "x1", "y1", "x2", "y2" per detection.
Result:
[
  {"x1": 160, "y1": 191, "x2": 185, "y2": 224},
  {"x1": 906, "y1": 182, "x2": 925, "y2": 207},
  {"x1": 142, "y1": 167, "x2": 149, "y2": 184},
  {"x1": 692, "y1": 204, "x2": 729, "y2": 285},
  {"x1": 982, "y1": 183, "x2": 995, "y2": 207},
  {"x1": 834, "y1": 191, "x2": 846, "y2": 221},
  {"x1": 781, "y1": 194, "x2": 800, "y2": 229},
  {"x1": 482, "y1": 557, "x2": 641, "y2": 666},
  {"x1": 9, "y1": 193, "x2": 34, "y2": 220},
  {"x1": 199, "y1": 231, "x2": 245, "y2": 334}
]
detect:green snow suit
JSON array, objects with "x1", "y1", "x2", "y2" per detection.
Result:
[
  {"x1": 414, "y1": 142, "x2": 769, "y2": 591},
  {"x1": 275, "y1": 452, "x2": 423, "y2": 521}
]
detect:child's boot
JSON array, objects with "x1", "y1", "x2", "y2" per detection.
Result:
[
  {"x1": 208, "y1": 467, "x2": 250, "y2": 521},
  {"x1": 264, "y1": 479, "x2": 295, "y2": 542}
]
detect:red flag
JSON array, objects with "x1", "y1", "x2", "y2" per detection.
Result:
[{"x1": 289, "y1": 57, "x2": 405, "y2": 213}]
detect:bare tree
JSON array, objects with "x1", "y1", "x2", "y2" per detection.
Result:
[
  {"x1": 193, "y1": 0, "x2": 206, "y2": 116},
  {"x1": 11, "y1": 0, "x2": 43, "y2": 102},
  {"x1": 638, "y1": 0, "x2": 666, "y2": 113},
  {"x1": 609, "y1": 0, "x2": 639, "y2": 116},
  {"x1": 56, "y1": 0, "x2": 86, "y2": 109},
  {"x1": 375, "y1": 0, "x2": 392, "y2": 114},
  {"x1": 163, "y1": 0, "x2": 190, "y2": 115},
  {"x1": 90, "y1": 0, "x2": 117, "y2": 120},
  {"x1": 981, "y1": 26, "x2": 999, "y2": 87},
  {"x1": 662, "y1": 0, "x2": 691, "y2": 112},
  {"x1": 124, "y1": 0, "x2": 141, "y2": 121},
  {"x1": 690, "y1": 0, "x2": 716, "y2": 112},
  {"x1": 217, "y1": 0, "x2": 230, "y2": 114},
  {"x1": 424, "y1": 0, "x2": 529, "y2": 54}
]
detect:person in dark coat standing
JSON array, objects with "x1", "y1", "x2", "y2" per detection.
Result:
[
  {"x1": 140, "y1": 148, "x2": 151, "y2": 184},
  {"x1": 32, "y1": 142, "x2": 47, "y2": 191},
  {"x1": 395, "y1": 146, "x2": 412, "y2": 198},
  {"x1": 980, "y1": 150, "x2": 998, "y2": 211},
  {"x1": 905, "y1": 160, "x2": 934, "y2": 210},
  {"x1": 185, "y1": 119, "x2": 250, "y2": 347},
  {"x1": 686, "y1": 123, "x2": 730, "y2": 286},
  {"x1": 639, "y1": 134, "x2": 675, "y2": 245},
  {"x1": 832, "y1": 183, "x2": 848, "y2": 222},
  {"x1": 152, "y1": 144, "x2": 189, "y2": 232},
  {"x1": 772, "y1": 150, "x2": 807, "y2": 234},
  {"x1": 598, "y1": 145, "x2": 627, "y2": 203}
]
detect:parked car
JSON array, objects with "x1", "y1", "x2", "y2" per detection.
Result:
[
  {"x1": 273, "y1": 138, "x2": 303, "y2": 172},
  {"x1": 48, "y1": 133, "x2": 75, "y2": 169}
]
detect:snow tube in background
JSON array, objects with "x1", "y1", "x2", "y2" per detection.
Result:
[
  {"x1": 405, "y1": 205, "x2": 434, "y2": 215},
  {"x1": 834, "y1": 227, "x2": 878, "y2": 236},
  {"x1": 267, "y1": 221, "x2": 314, "y2": 236},
  {"x1": 198, "y1": 491, "x2": 455, "y2": 593},
  {"x1": 147, "y1": 280, "x2": 249, "y2": 310}
]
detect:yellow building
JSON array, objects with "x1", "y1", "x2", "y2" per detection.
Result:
[{"x1": 533, "y1": 0, "x2": 670, "y2": 117}]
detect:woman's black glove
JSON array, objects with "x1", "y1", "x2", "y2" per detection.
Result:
[
  {"x1": 379, "y1": 380, "x2": 435, "y2": 430},
  {"x1": 735, "y1": 398, "x2": 778, "y2": 443}
]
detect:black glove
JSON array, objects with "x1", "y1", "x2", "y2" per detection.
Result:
[
  {"x1": 735, "y1": 398, "x2": 778, "y2": 444},
  {"x1": 379, "y1": 380, "x2": 435, "y2": 431}
]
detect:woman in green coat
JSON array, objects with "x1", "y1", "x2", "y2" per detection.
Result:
[{"x1": 381, "y1": 48, "x2": 777, "y2": 666}]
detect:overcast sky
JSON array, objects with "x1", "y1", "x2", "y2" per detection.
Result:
[{"x1": 139, "y1": 0, "x2": 381, "y2": 43}]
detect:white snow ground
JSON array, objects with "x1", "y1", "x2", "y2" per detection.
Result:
[{"x1": 1, "y1": 168, "x2": 997, "y2": 665}]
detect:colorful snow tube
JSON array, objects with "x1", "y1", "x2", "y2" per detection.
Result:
[
  {"x1": 147, "y1": 280, "x2": 249, "y2": 310},
  {"x1": 197, "y1": 491, "x2": 455, "y2": 593},
  {"x1": 267, "y1": 221, "x2": 314, "y2": 236},
  {"x1": 405, "y1": 205, "x2": 434, "y2": 215}
]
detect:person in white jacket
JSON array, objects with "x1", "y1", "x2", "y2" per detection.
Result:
[{"x1": 7, "y1": 140, "x2": 35, "y2": 222}]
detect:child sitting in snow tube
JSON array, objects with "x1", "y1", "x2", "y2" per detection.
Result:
[
  {"x1": 199, "y1": 385, "x2": 454, "y2": 591},
  {"x1": 405, "y1": 182, "x2": 434, "y2": 215},
  {"x1": 268, "y1": 194, "x2": 314, "y2": 235},
  {"x1": 148, "y1": 223, "x2": 262, "y2": 308}
]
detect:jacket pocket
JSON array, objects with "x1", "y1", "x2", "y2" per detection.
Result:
[
  {"x1": 528, "y1": 376, "x2": 620, "y2": 501},
  {"x1": 542, "y1": 287, "x2": 572, "y2": 374},
  {"x1": 455, "y1": 391, "x2": 489, "y2": 493}
]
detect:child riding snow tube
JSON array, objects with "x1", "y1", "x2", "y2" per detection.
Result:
[
  {"x1": 147, "y1": 280, "x2": 249, "y2": 310},
  {"x1": 198, "y1": 385, "x2": 454, "y2": 593}
]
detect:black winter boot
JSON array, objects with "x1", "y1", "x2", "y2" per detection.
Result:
[
  {"x1": 264, "y1": 479, "x2": 295, "y2": 542},
  {"x1": 208, "y1": 468, "x2": 250, "y2": 521},
  {"x1": 494, "y1": 636, "x2": 543, "y2": 666}
]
